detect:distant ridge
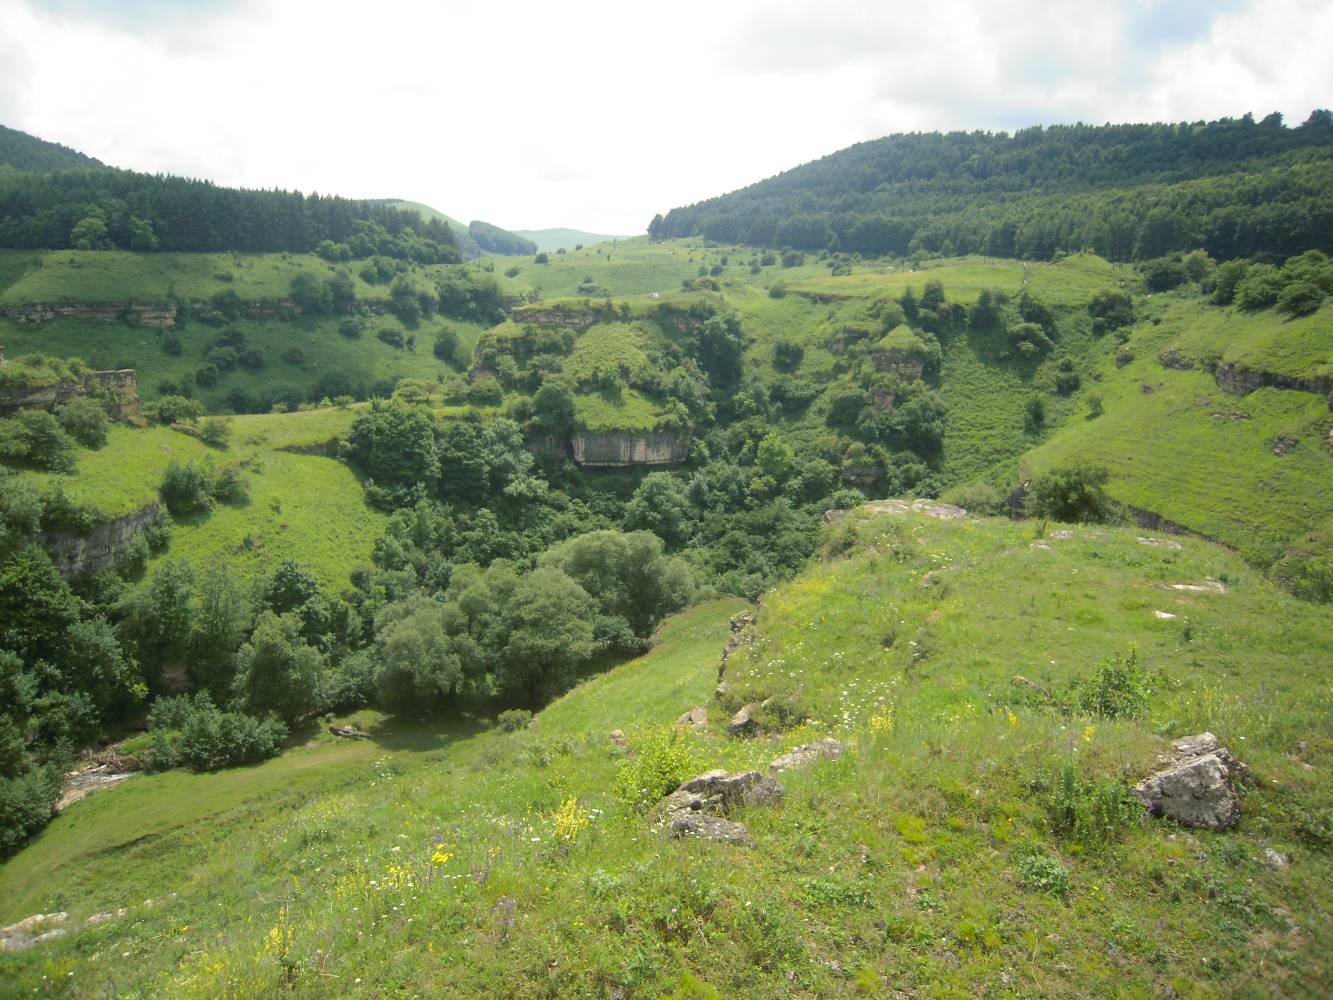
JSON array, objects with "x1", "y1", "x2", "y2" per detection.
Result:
[
  {"x1": 0, "y1": 124, "x2": 105, "y2": 172},
  {"x1": 514, "y1": 228, "x2": 630, "y2": 252}
]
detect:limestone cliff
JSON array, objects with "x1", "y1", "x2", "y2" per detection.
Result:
[
  {"x1": 570, "y1": 432, "x2": 687, "y2": 467},
  {"x1": 0, "y1": 369, "x2": 139, "y2": 417},
  {"x1": 40, "y1": 503, "x2": 160, "y2": 579}
]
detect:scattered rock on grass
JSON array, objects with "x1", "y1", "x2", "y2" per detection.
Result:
[
  {"x1": 608, "y1": 730, "x2": 628, "y2": 751},
  {"x1": 1154, "y1": 610, "x2": 1178, "y2": 620},
  {"x1": 1134, "y1": 733, "x2": 1248, "y2": 831},
  {"x1": 769, "y1": 738, "x2": 849, "y2": 773},
  {"x1": 669, "y1": 812, "x2": 751, "y2": 844},
  {"x1": 1138, "y1": 536, "x2": 1183, "y2": 551},
  {"x1": 1262, "y1": 847, "x2": 1290, "y2": 871},
  {"x1": 675, "y1": 706, "x2": 708, "y2": 729},
  {"x1": 729, "y1": 703, "x2": 762, "y2": 738},
  {"x1": 0, "y1": 913, "x2": 68, "y2": 953}
]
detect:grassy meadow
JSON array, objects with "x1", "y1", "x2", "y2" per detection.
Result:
[{"x1": 0, "y1": 516, "x2": 1327, "y2": 997}]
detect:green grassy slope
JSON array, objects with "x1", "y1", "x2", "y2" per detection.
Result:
[
  {"x1": 0, "y1": 520, "x2": 1327, "y2": 997},
  {"x1": 18, "y1": 407, "x2": 384, "y2": 590},
  {"x1": 1019, "y1": 295, "x2": 1333, "y2": 567}
]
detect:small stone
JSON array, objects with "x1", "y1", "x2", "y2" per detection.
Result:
[
  {"x1": 1154, "y1": 610, "x2": 1177, "y2": 620},
  {"x1": 1171, "y1": 733, "x2": 1219, "y2": 757},
  {"x1": 85, "y1": 908, "x2": 127, "y2": 926},
  {"x1": 675, "y1": 706, "x2": 708, "y2": 729},
  {"x1": 1261, "y1": 848, "x2": 1290, "y2": 871},
  {"x1": 608, "y1": 730, "x2": 628, "y2": 750},
  {"x1": 669, "y1": 812, "x2": 750, "y2": 844}
]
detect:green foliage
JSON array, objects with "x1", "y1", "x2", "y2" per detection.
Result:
[
  {"x1": 496, "y1": 708, "x2": 532, "y2": 732},
  {"x1": 1034, "y1": 762, "x2": 1142, "y2": 847},
  {"x1": 0, "y1": 767, "x2": 59, "y2": 859},
  {"x1": 1030, "y1": 464, "x2": 1113, "y2": 523},
  {"x1": 624, "y1": 473, "x2": 694, "y2": 548},
  {"x1": 613, "y1": 726, "x2": 706, "y2": 812},
  {"x1": 159, "y1": 460, "x2": 212, "y2": 516},
  {"x1": 155, "y1": 695, "x2": 289, "y2": 772},
  {"x1": 1017, "y1": 851, "x2": 1071, "y2": 898},
  {"x1": 233, "y1": 611, "x2": 325, "y2": 723},
  {"x1": 198, "y1": 416, "x2": 231, "y2": 449},
  {"x1": 0, "y1": 410, "x2": 75, "y2": 471},
  {"x1": 54, "y1": 396, "x2": 108, "y2": 448},
  {"x1": 651, "y1": 113, "x2": 1333, "y2": 262},
  {"x1": 467, "y1": 220, "x2": 537, "y2": 256}
]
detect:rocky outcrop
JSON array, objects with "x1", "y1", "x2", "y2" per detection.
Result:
[
  {"x1": 862, "y1": 498, "x2": 967, "y2": 520},
  {"x1": 662, "y1": 769, "x2": 785, "y2": 844},
  {"x1": 872, "y1": 352, "x2": 925, "y2": 379},
  {"x1": 0, "y1": 913, "x2": 69, "y2": 952},
  {"x1": 510, "y1": 307, "x2": 602, "y2": 330},
  {"x1": 0, "y1": 368, "x2": 139, "y2": 417},
  {"x1": 769, "y1": 738, "x2": 849, "y2": 773},
  {"x1": 0, "y1": 301, "x2": 177, "y2": 327},
  {"x1": 1215, "y1": 362, "x2": 1332, "y2": 398},
  {"x1": 728, "y1": 702, "x2": 763, "y2": 738},
  {"x1": 1134, "y1": 733, "x2": 1249, "y2": 831},
  {"x1": 571, "y1": 431, "x2": 687, "y2": 467},
  {"x1": 40, "y1": 502, "x2": 159, "y2": 579}
]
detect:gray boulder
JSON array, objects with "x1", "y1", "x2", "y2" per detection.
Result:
[
  {"x1": 675, "y1": 706, "x2": 708, "y2": 729},
  {"x1": 1134, "y1": 733, "x2": 1247, "y2": 831},
  {"x1": 728, "y1": 702, "x2": 761, "y2": 738},
  {"x1": 679, "y1": 769, "x2": 783, "y2": 809}
]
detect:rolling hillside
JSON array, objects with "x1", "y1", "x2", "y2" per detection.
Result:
[
  {"x1": 513, "y1": 227, "x2": 630, "y2": 252},
  {"x1": 0, "y1": 123, "x2": 105, "y2": 172}
]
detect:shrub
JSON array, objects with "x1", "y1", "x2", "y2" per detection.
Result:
[
  {"x1": 339, "y1": 317, "x2": 365, "y2": 339},
  {"x1": 1068, "y1": 650, "x2": 1151, "y2": 720},
  {"x1": 160, "y1": 461, "x2": 212, "y2": 516},
  {"x1": 209, "y1": 466, "x2": 248, "y2": 505},
  {"x1": 377, "y1": 327, "x2": 406, "y2": 349},
  {"x1": 1087, "y1": 290, "x2": 1134, "y2": 334},
  {"x1": 173, "y1": 698, "x2": 289, "y2": 772},
  {"x1": 613, "y1": 727, "x2": 706, "y2": 812},
  {"x1": 1276, "y1": 280, "x2": 1324, "y2": 317},
  {"x1": 0, "y1": 767, "x2": 60, "y2": 858},
  {"x1": 55, "y1": 396, "x2": 108, "y2": 448},
  {"x1": 1034, "y1": 762, "x2": 1141, "y2": 846},
  {"x1": 1234, "y1": 265, "x2": 1282, "y2": 310},
  {"x1": 1030, "y1": 464, "x2": 1113, "y2": 523},
  {"x1": 199, "y1": 416, "x2": 232, "y2": 448},
  {"x1": 146, "y1": 395, "x2": 204, "y2": 425},
  {"x1": 497, "y1": 708, "x2": 533, "y2": 732},
  {"x1": 0, "y1": 410, "x2": 75, "y2": 471}
]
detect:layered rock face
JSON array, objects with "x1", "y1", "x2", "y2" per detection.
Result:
[
  {"x1": 41, "y1": 503, "x2": 160, "y2": 579},
  {"x1": 0, "y1": 369, "x2": 139, "y2": 417},
  {"x1": 570, "y1": 431, "x2": 687, "y2": 467}
]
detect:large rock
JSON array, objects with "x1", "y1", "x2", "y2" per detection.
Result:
[
  {"x1": 678, "y1": 769, "x2": 784, "y2": 809},
  {"x1": 0, "y1": 912, "x2": 68, "y2": 953},
  {"x1": 769, "y1": 738, "x2": 850, "y2": 773},
  {"x1": 669, "y1": 812, "x2": 751, "y2": 844},
  {"x1": 1134, "y1": 733, "x2": 1247, "y2": 831},
  {"x1": 728, "y1": 703, "x2": 762, "y2": 738}
]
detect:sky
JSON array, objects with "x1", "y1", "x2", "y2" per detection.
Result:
[{"x1": 1, "y1": 0, "x2": 1330, "y2": 235}]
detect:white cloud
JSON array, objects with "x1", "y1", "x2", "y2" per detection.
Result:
[{"x1": 0, "y1": 0, "x2": 1329, "y2": 235}]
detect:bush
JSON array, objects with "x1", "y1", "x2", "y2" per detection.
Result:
[
  {"x1": 209, "y1": 465, "x2": 248, "y2": 505},
  {"x1": 497, "y1": 708, "x2": 533, "y2": 732},
  {"x1": 613, "y1": 727, "x2": 706, "y2": 812},
  {"x1": 146, "y1": 394, "x2": 204, "y2": 425},
  {"x1": 339, "y1": 317, "x2": 365, "y2": 339},
  {"x1": 1030, "y1": 465, "x2": 1113, "y2": 523},
  {"x1": 160, "y1": 461, "x2": 212, "y2": 516},
  {"x1": 0, "y1": 410, "x2": 75, "y2": 471},
  {"x1": 1276, "y1": 280, "x2": 1325, "y2": 317},
  {"x1": 173, "y1": 698, "x2": 288, "y2": 772},
  {"x1": 55, "y1": 396, "x2": 108, "y2": 448},
  {"x1": 377, "y1": 327, "x2": 406, "y2": 349},
  {"x1": 0, "y1": 766, "x2": 60, "y2": 858},
  {"x1": 199, "y1": 416, "x2": 232, "y2": 449},
  {"x1": 1068, "y1": 650, "x2": 1151, "y2": 720}
]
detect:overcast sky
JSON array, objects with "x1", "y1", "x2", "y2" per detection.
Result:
[{"x1": 1, "y1": 0, "x2": 1330, "y2": 235}]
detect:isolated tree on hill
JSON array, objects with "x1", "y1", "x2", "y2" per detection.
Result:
[{"x1": 348, "y1": 399, "x2": 440, "y2": 492}]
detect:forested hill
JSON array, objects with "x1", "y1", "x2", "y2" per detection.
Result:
[
  {"x1": 0, "y1": 163, "x2": 459, "y2": 261},
  {"x1": 0, "y1": 124, "x2": 105, "y2": 172},
  {"x1": 650, "y1": 110, "x2": 1333, "y2": 262}
]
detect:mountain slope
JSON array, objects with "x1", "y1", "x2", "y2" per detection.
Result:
[
  {"x1": 0, "y1": 123, "x2": 105, "y2": 171},
  {"x1": 651, "y1": 111, "x2": 1333, "y2": 261}
]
